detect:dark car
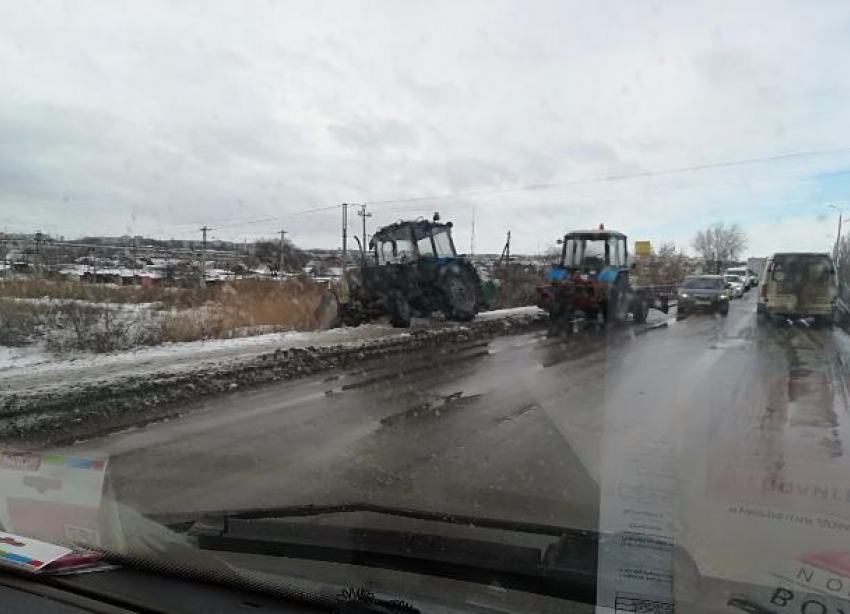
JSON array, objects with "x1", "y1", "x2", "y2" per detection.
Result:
[{"x1": 677, "y1": 275, "x2": 730, "y2": 318}]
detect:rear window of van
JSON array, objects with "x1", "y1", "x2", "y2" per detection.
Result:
[{"x1": 771, "y1": 255, "x2": 834, "y2": 283}]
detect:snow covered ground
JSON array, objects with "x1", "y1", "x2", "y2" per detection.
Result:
[
  {"x1": 0, "y1": 308, "x2": 545, "y2": 396},
  {"x1": 474, "y1": 306, "x2": 543, "y2": 320}
]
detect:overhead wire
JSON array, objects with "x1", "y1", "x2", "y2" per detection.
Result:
[
  {"x1": 129, "y1": 144, "x2": 850, "y2": 238},
  {"x1": 361, "y1": 145, "x2": 850, "y2": 208},
  {"x1": 11, "y1": 145, "x2": 850, "y2": 240}
]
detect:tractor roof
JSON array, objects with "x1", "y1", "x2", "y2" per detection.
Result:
[
  {"x1": 565, "y1": 229, "x2": 626, "y2": 239},
  {"x1": 374, "y1": 219, "x2": 452, "y2": 240}
]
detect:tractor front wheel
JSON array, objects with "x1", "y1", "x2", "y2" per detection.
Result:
[
  {"x1": 388, "y1": 290, "x2": 412, "y2": 328},
  {"x1": 443, "y1": 272, "x2": 478, "y2": 322},
  {"x1": 604, "y1": 287, "x2": 629, "y2": 326},
  {"x1": 632, "y1": 298, "x2": 649, "y2": 324}
]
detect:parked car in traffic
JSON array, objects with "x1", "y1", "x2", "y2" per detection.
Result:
[
  {"x1": 723, "y1": 274, "x2": 745, "y2": 298},
  {"x1": 757, "y1": 252, "x2": 837, "y2": 325},
  {"x1": 725, "y1": 267, "x2": 753, "y2": 290},
  {"x1": 747, "y1": 268, "x2": 759, "y2": 287},
  {"x1": 677, "y1": 275, "x2": 730, "y2": 318}
]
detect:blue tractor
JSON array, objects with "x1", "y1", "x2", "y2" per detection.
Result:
[
  {"x1": 536, "y1": 225, "x2": 670, "y2": 325},
  {"x1": 337, "y1": 216, "x2": 495, "y2": 327}
]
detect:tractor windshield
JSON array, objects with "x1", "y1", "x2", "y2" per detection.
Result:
[
  {"x1": 373, "y1": 228, "x2": 415, "y2": 264},
  {"x1": 563, "y1": 237, "x2": 607, "y2": 268},
  {"x1": 431, "y1": 228, "x2": 456, "y2": 257},
  {"x1": 417, "y1": 235, "x2": 435, "y2": 256},
  {"x1": 411, "y1": 224, "x2": 456, "y2": 258},
  {"x1": 561, "y1": 234, "x2": 626, "y2": 269}
]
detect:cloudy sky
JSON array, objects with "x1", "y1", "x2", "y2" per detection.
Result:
[{"x1": 2, "y1": 0, "x2": 850, "y2": 255}]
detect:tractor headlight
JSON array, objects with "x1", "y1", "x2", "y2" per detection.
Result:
[{"x1": 679, "y1": 292, "x2": 689, "y2": 299}]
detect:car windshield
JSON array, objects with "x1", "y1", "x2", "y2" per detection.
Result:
[
  {"x1": 682, "y1": 277, "x2": 724, "y2": 289},
  {"x1": 5, "y1": 3, "x2": 850, "y2": 614}
]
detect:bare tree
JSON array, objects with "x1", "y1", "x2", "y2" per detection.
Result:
[
  {"x1": 253, "y1": 239, "x2": 306, "y2": 273},
  {"x1": 691, "y1": 222, "x2": 747, "y2": 268},
  {"x1": 636, "y1": 242, "x2": 692, "y2": 284},
  {"x1": 654, "y1": 242, "x2": 692, "y2": 282}
]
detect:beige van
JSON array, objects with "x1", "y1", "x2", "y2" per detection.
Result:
[{"x1": 757, "y1": 252, "x2": 837, "y2": 323}]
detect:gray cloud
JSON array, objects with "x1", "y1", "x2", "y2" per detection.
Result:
[
  {"x1": 328, "y1": 118, "x2": 421, "y2": 151},
  {"x1": 2, "y1": 0, "x2": 850, "y2": 254}
]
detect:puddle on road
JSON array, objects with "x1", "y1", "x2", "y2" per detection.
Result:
[
  {"x1": 707, "y1": 325, "x2": 850, "y2": 517},
  {"x1": 709, "y1": 337, "x2": 748, "y2": 351},
  {"x1": 497, "y1": 402, "x2": 540, "y2": 424},
  {"x1": 785, "y1": 332, "x2": 841, "y2": 443},
  {"x1": 379, "y1": 392, "x2": 484, "y2": 427},
  {"x1": 340, "y1": 342, "x2": 490, "y2": 391}
]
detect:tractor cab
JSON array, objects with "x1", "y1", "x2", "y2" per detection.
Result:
[
  {"x1": 549, "y1": 226, "x2": 628, "y2": 283},
  {"x1": 370, "y1": 219, "x2": 457, "y2": 265}
]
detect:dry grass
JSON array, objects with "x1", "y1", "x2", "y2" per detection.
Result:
[
  {"x1": 0, "y1": 277, "x2": 339, "y2": 352},
  {"x1": 0, "y1": 278, "x2": 208, "y2": 309},
  {"x1": 0, "y1": 300, "x2": 50, "y2": 346},
  {"x1": 158, "y1": 278, "x2": 336, "y2": 343},
  {"x1": 490, "y1": 265, "x2": 545, "y2": 310},
  {"x1": 0, "y1": 299, "x2": 161, "y2": 352}
]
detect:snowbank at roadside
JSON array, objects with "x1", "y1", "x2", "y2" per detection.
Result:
[
  {"x1": 0, "y1": 307, "x2": 545, "y2": 393},
  {"x1": 0, "y1": 307, "x2": 548, "y2": 445}
]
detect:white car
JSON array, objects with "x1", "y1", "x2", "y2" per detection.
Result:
[
  {"x1": 723, "y1": 274, "x2": 745, "y2": 298},
  {"x1": 725, "y1": 267, "x2": 752, "y2": 290}
]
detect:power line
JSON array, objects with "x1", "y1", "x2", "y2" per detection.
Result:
[
  {"x1": 10, "y1": 144, "x2": 850, "y2": 244},
  {"x1": 362, "y1": 145, "x2": 850, "y2": 208},
  {"x1": 208, "y1": 204, "x2": 341, "y2": 232},
  {"x1": 151, "y1": 145, "x2": 850, "y2": 238}
]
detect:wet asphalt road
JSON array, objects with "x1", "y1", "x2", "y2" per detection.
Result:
[{"x1": 64, "y1": 290, "x2": 850, "y2": 551}]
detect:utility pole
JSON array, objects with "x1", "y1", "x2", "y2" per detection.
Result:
[
  {"x1": 89, "y1": 247, "x2": 97, "y2": 280},
  {"x1": 200, "y1": 226, "x2": 209, "y2": 288},
  {"x1": 341, "y1": 203, "x2": 349, "y2": 268},
  {"x1": 497, "y1": 230, "x2": 511, "y2": 268},
  {"x1": 470, "y1": 205, "x2": 476, "y2": 256},
  {"x1": 278, "y1": 229, "x2": 287, "y2": 278},
  {"x1": 132, "y1": 236, "x2": 138, "y2": 285},
  {"x1": 34, "y1": 230, "x2": 42, "y2": 276},
  {"x1": 356, "y1": 204, "x2": 371, "y2": 256},
  {"x1": 829, "y1": 205, "x2": 843, "y2": 263}
]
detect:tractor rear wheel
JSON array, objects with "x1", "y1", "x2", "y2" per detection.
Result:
[
  {"x1": 341, "y1": 309, "x2": 363, "y2": 327},
  {"x1": 632, "y1": 298, "x2": 649, "y2": 324},
  {"x1": 388, "y1": 290, "x2": 412, "y2": 328},
  {"x1": 604, "y1": 281, "x2": 629, "y2": 326},
  {"x1": 443, "y1": 271, "x2": 478, "y2": 321}
]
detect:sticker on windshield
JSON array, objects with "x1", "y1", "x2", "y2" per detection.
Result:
[
  {"x1": 0, "y1": 531, "x2": 71, "y2": 572},
  {"x1": 0, "y1": 449, "x2": 108, "y2": 548}
]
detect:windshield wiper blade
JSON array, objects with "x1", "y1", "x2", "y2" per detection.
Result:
[
  {"x1": 180, "y1": 503, "x2": 601, "y2": 602},
  {"x1": 155, "y1": 501, "x2": 585, "y2": 537}
]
